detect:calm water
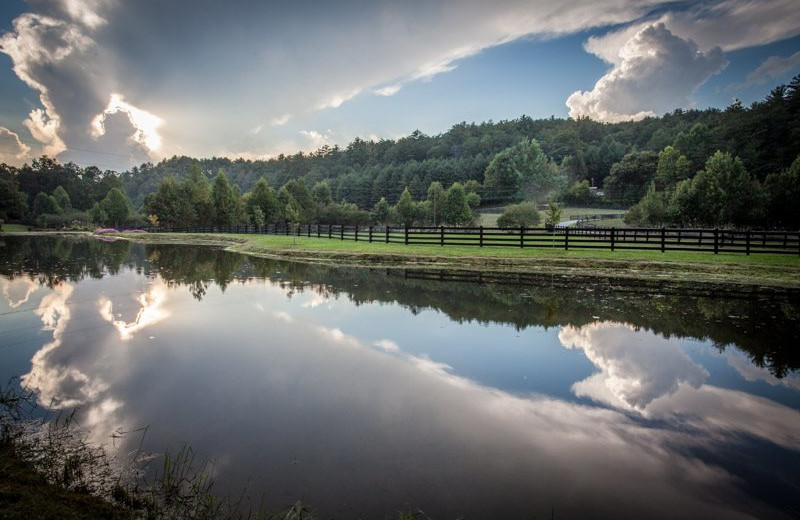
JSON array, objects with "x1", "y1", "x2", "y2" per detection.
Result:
[{"x1": 1, "y1": 235, "x2": 799, "y2": 519}]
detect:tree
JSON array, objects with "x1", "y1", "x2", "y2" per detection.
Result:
[
  {"x1": 32, "y1": 192, "x2": 60, "y2": 217},
  {"x1": 311, "y1": 181, "x2": 333, "y2": 206},
  {"x1": 99, "y1": 188, "x2": 132, "y2": 228},
  {"x1": 372, "y1": 197, "x2": 391, "y2": 224},
  {"x1": 441, "y1": 182, "x2": 474, "y2": 226},
  {"x1": 394, "y1": 187, "x2": 417, "y2": 226},
  {"x1": 603, "y1": 151, "x2": 659, "y2": 206},
  {"x1": 654, "y1": 146, "x2": 691, "y2": 190},
  {"x1": 0, "y1": 165, "x2": 28, "y2": 220},
  {"x1": 248, "y1": 179, "x2": 282, "y2": 224},
  {"x1": 543, "y1": 202, "x2": 562, "y2": 229},
  {"x1": 624, "y1": 183, "x2": 671, "y2": 226},
  {"x1": 145, "y1": 176, "x2": 195, "y2": 226},
  {"x1": 251, "y1": 207, "x2": 265, "y2": 227},
  {"x1": 212, "y1": 169, "x2": 239, "y2": 225},
  {"x1": 483, "y1": 138, "x2": 557, "y2": 202},
  {"x1": 671, "y1": 151, "x2": 761, "y2": 227},
  {"x1": 184, "y1": 165, "x2": 214, "y2": 225},
  {"x1": 497, "y1": 203, "x2": 540, "y2": 228},
  {"x1": 560, "y1": 180, "x2": 596, "y2": 206},
  {"x1": 52, "y1": 186, "x2": 72, "y2": 212},
  {"x1": 426, "y1": 181, "x2": 445, "y2": 225},
  {"x1": 763, "y1": 155, "x2": 800, "y2": 228},
  {"x1": 283, "y1": 178, "x2": 315, "y2": 222}
]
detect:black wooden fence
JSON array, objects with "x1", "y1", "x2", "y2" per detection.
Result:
[{"x1": 144, "y1": 224, "x2": 800, "y2": 255}]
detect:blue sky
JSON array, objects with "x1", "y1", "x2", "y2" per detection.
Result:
[{"x1": 0, "y1": 0, "x2": 799, "y2": 171}]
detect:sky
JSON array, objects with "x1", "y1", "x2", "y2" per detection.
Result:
[{"x1": 0, "y1": 0, "x2": 799, "y2": 172}]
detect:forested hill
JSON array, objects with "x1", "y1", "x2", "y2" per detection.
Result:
[{"x1": 122, "y1": 79, "x2": 800, "y2": 209}]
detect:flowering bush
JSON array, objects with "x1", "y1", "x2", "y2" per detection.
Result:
[
  {"x1": 121, "y1": 229, "x2": 147, "y2": 233},
  {"x1": 94, "y1": 228, "x2": 119, "y2": 233}
]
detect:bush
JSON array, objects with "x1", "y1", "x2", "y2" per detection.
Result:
[{"x1": 496, "y1": 203, "x2": 541, "y2": 228}]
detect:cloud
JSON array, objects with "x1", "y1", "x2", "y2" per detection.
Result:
[
  {"x1": 559, "y1": 321, "x2": 708, "y2": 410},
  {"x1": 98, "y1": 280, "x2": 170, "y2": 341},
  {"x1": 373, "y1": 339, "x2": 400, "y2": 352},
  {"x1": 567, "y1": 23, "x2": 727, "y2": 122},
  {"x1": 269, "y1": 114, "x2": 291, "y2": 127},
  {"x1": 374, "y1": 84, "x2": 403, "y2": 97},
  {"x1": 299, "y1": 129, "x2": 332, "y2": 150},
  {"x1": 742, "y1": 51, "x2": 800, "y2": 87},
  {"x1": 15, "y1": 274, "x2": 798, "y2": 518},
  {"x1": 22, "y1": 283, "x2": 110, "y2": 409},
  {"x1": 584, "y1": 1, "x2": 800, "y2": 64},
  {"x1": 0, "y1": 11, "x2": 96, "y2": 157},
  {"x1": 725, "y1": 350, "x2": 800, "y2": 391},
  {"x1": 91, "y1": 93, "x2": 163, "y2": 152},
  {"x1": 558, "y1": 322, "x2": 800, "y2": 450},
  {"x1": 2, "y1": 1, "x2": 798, "y2": 166},
  {"x1": 0, "y1": 127, "x2": 31, "y2": 164},
  {"x1": 0, "y1": 277, "x2": 38, "y2": 308}
]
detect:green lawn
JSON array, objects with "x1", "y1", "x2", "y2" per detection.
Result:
[
  {"x1": 480, "y1": 206, "x2": 628, "y2": 227},
  {"x1": 561, "y1": 206, "x2": 628, "y2": 217},
  {"x1": 0, "y1": 223, "x2": 30, "y2": 232},
  {"x1": 128, "y1": 232, "x2": 800, "y2": 267},
  {"x1": 118, "y1": 231, "x2": 800, "y2": 291}
]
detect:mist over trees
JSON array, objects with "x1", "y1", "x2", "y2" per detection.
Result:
[{"x1": 1, "y1": 76, "x2": 799, "y2": 230}]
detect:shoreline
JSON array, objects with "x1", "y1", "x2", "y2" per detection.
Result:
[{"x1": 109, "y1": 232, "x2": 800, "y2": 296}]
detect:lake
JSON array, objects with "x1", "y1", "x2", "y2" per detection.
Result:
[{"x1": 1, "y1": 235, "x2": 798, "y2": 519}]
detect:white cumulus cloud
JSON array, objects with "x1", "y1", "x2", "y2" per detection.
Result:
[
  {"x1": 559, "y1": 321, "x2": 708, "y2": 410},
  {"x1": 0, "y1": 127, "x2": 31, "y2": 164},
  {"x1": 567, "y1": 23, "x2": 727, "y2": 122}
]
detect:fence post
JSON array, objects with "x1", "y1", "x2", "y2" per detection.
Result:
[
  {"x1": 519, "y1": 226, "x2": 524, "y2": 248},
  {"x1": 307, "y1": 224, "x2": 311, "y2": 238},
  {"x1": 355, "y1": 225, "x2": 359, "y2": 242},
  {"x1": 404, "y1": 225, "x2": 409, "y2": 245},
  {"x1": 746, "y1": 229, "x2": 750, "y2": 255},
  {"x1": 440, "y1": 226, "x2": 444, "y2": 246},
  {"x1": 714, "y1": 228, "x2": 719, "y2": 254},
  {"x1": 340, "y1": 226, "x2": 344, "y2": 241},
  {"x1": 661, "y1": 227, "x2": 666, "y2": 253},
  {"x1": 611, "y1": 227, "x2": 615, "y2": 252},
  {"x1": 479, "y1": 226, "x2": 484, "y2": 247},
  {"x1": 565, "y1": 227, "x2": 569, "y2": 251},
  {"x1": 368, "y1": 226, "x2": 373, "y2": 243},
  {"x1": 328, "y1": 224, "x2": 332, "y2": 239},
  {"x1": 386, "y1": 226, "x2": 390, "y2": 244}
]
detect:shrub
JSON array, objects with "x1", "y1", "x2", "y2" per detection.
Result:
[{"x1": 497, "y1": 203, "x2": 541, "y2": 228}]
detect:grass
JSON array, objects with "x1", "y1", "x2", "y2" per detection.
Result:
[
  {"x1": 0, "y1": 223, "x2": 30, "y2": 233},
  {"x1": 0, "y1": 384, "x2": 443, "y2": 520},
  {"x1": 560, "y1": 206, "x2": 627, "y2": 217},
  {"x1": 118, "y1": 231, "x2": 800, "y2": 292},
  {"x1": 576, "y1": 217, "x2": 628, "y2": 228}
]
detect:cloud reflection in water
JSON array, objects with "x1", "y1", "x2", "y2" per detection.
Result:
[{"x1": 9, "y1": 271, "x2": 799, "y2": 519}]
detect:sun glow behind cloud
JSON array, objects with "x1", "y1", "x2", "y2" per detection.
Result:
[{"x1": 90, "y1": 93, "x2": 164, "y2": 151}]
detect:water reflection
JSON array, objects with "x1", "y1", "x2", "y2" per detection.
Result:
[
  {"x1": 99, "y1": 279, "x2": 170, "y2": 340},
  {"x1": 1, "y1": 236, "x2": 799, "y2": 519}
]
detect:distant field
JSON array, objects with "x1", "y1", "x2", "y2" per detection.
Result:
[
  {"x1": 561, "y1": 206, "x2": 627, "y2": 217},
  {"x1": 0, "y1": 223, "x2": 30, "y2": 232},
  {"x1": 479, "y1": 206, "x2": 628, "y2": 227}
]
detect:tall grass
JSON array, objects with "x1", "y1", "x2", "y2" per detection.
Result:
[
  {"x1": 1, "y1": 382, "x2": 448, "y2": 519},
  {"x1": 0, "y1": 381, "x2": 318, "y2": 520}
]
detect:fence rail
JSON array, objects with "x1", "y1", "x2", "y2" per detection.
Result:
[{"x1": 143, "y1": 224, "x2": 800, "y2": 256}]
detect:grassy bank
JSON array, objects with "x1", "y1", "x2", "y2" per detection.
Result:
[
  {"x1": 0, "y1": 443, "x2": 133, "y2": 519},
  {"x1": 117, "y1": 232, "x2": 800, "y2": 292}
]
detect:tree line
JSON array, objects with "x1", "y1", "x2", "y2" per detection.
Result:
[{"x1": 1, "y1": 75, "x2": 798, "y2": 230}]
